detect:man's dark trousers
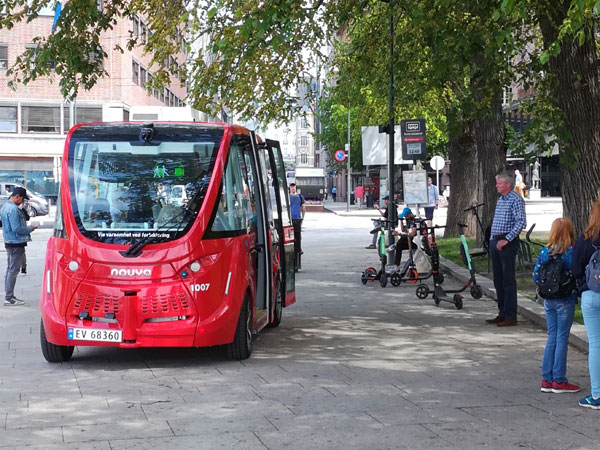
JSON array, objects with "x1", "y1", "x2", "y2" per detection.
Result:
[
  {"x1": 292, "y1": 219, "x2": 302, "y2": 254},
  {"x1": 489, "y1": 238, "x2": 519, "y2": 320}
]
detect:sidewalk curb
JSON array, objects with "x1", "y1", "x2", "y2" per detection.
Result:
[
  {"x1": 324, "y1": 206, "x2": 381, "y2": 218},
  {"x1": 439, "y1": 255, "x2": 589, "y2": 354}
]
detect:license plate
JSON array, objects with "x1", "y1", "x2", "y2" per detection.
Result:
[{"x1": 68, "y1": 327, "x2": 122, "y2": 343}]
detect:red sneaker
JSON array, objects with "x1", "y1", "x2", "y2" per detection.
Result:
[
  {"x1": 551, "y1": 381, "x2": 580, "y2": 393},
  {"x1": 541, "y1": 380, "x2": 553, "y2": 393}
]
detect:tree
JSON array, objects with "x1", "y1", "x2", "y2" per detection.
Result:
[{"x1": 502, "y1": 0, "x2": 600, "y2": 234}]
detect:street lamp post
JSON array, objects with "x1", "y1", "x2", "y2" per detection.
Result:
[
  {"x1": 379, "y1": 0, "x2": 396, "y2": 253},
  {"x1": 387, "y1": 3, "x2": 395, "y2": 231}
]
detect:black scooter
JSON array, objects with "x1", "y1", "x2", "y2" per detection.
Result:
[{"x1": 389, "y1": 218, "x2": 434, "y2": 288}]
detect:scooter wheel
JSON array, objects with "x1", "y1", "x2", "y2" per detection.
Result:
[
  {"x1": 361, "y1": 267, "x2": 377, "y2": 285},
  {"x1": 379, "y1": 271, "x2": 388, "y2": 288},
  {"x1": 454, "y1": 294, "x2": 463, "y2": 310},
  {"x1": 433, "y1": 272, "x2": 444, "y2": 284},
  {"x1": 434, "y1": 295, "x2": 441, "y2": 306},
  {"x1": 416, "y1": 285, "x2": 429, "y2": 299},
  {"x1": 390, "y1": 272, "x2": 402, "y2": 287},
  {"x1": 470, "y1": 284, "x2": 483, "y2": 299},
  {"x1": 408, "y1": 269, "x2": 419, "y2": 284}
]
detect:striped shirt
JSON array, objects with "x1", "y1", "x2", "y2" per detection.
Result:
[{"x1": 490, "y1": 190, "x2": 526, "y2": 242}]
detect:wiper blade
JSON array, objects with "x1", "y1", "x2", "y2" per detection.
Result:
[{"x1": 121, "y1": 234, "x2": 168, "y2": 258}]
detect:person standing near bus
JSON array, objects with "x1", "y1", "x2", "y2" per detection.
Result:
[
  {"x1": 1, "y1": 187, "x2": 37, "y2": 306},
  {"x1": 289, "y1": 183, "x2": 305, "y2": 257}
]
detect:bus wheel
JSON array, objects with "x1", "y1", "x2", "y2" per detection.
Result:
[
  {"x1": 227, "y1": 296, "x2": 252, "y2": 360},
  {"x1": 268, "y1": 278, "x2": 283, "y2": 328},
  {"x1": 40, "y1": 319, "x2": 74, "y2": 363}
]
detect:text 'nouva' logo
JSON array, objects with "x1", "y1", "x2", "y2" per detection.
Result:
[{"x1": 110, "y1": 268, "x2": 152, "y2": 277}]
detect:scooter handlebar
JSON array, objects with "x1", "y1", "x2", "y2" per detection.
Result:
[
  {"x1": 525, "y1": 223, "x2": 544, "y2": 247},
  {"x1": 463, "y1": 203, "x2": 485, "y2": 212}
]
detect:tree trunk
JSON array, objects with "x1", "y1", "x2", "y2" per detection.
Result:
[
  {"x1": 475, "y1": 94, "x2": 506, "y2": 245},
  {"x1": 538, "y1": 3, "x2": 600, "y2": 235},
  {"x1": 444, "y1": 115, "x2": 478, "y2": 238}
]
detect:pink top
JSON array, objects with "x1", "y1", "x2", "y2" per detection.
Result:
[{"x1": 355, "y1": 185, "x2": 364, "y2": 199}]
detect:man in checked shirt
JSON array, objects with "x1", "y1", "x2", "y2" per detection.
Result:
[{"x1": 486, "y1": 171, "x2": 527, "y2": 327}]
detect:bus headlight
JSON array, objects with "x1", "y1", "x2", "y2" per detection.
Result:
[
  {"x1": 68, "y1": 261, "x2": 79, "y2": 271},
  {"x1": 190, "y1": 261, "x2": 201, "y2": 272}
]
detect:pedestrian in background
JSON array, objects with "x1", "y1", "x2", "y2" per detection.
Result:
[
  {"x1": 365, "y1": 195, "x2": 389, "y2": 249},
  {"x1": 533, "y1": 218, "x2": 579, "y2": 394},
  {"x1": 424, "y1": 177, "x2": 439, "y2": 226},
  {"x1": 355, "y1": 184, "x2": 364, "y2": 209},
  {"x1": 331, "y1": 186, "x2": 337, "y2": 202},
  {"x1": 486, "y1": 171, "x2": 526, "y2": 327},
  {"x1": 289, "y1": 183, "x2": 305, "y2": 258},
  {"x1": 573, "y1": 199, "x2": 600, "y2": 409},
  {"x1": 1, "y1": 187, "x2": 37, "y2": 306}
]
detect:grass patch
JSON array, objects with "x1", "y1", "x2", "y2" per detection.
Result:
[{"x1": 436, "y1": 231, "x2": 583, "y2": 324}]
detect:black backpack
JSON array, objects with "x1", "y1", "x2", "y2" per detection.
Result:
[{"x1": 537, "y1": 253, "x2": 575, "y2": 299}]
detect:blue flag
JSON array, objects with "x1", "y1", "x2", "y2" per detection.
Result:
[{"x1": 51, "y1": 2, "x2": 62, "y2": 32}]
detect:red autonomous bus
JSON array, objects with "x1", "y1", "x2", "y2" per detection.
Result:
[{"x1": 40, "y1": 121, "x2": 296, "y2": 362}]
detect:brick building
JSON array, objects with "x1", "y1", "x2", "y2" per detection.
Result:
[{"x1": 0, "y1": 5, "x2": 187, "y2": 201}]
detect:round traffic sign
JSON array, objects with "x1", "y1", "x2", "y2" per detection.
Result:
[
  {"x1": 334, "y1": 150, "x2": 346, "y2": 162},
  {"x1": 430, "y1": 155, "x2": 445, "y2": 171}
]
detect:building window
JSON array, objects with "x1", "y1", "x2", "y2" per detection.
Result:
[
  {"x1": 300, "y1": 135, "x2": 308, "y2": 146},
  {"x1": 315, "y1": 153, "x2": 320, "y2": 167},
  {"x1": 502, "y1": 86, "x2": 512, "y2": 106},
  {"x1": 301, "y1": 118, "x2": 308, "y2": 129},
  {"x1": 300, "y1": 153, "x2": 308, "y2": 164},
  {"x1": 22, "y1": 106, "x2": 60, "y2": 133},
  {"x1": 132, "y1": 17, "x2": 139, "y2": 37},
  {"x1": 132, "y1": 60, "x2": 139, "y2": 85},
  {"x1": 0, "y1": 45, "x2": 7, "y2": 69},
  {"x1": 64, "y1": 107, "x2": 102, "y2": 127},
  {"x1": 140, "y1": 67, "x2": 147, "y2": 87},
  {"x1": 140, "y1": 22, "x2": 147, "y2": 44},
  {"x1": 26, "y1": 44, "x2": 55, "y2": 70},
  {"x1": 160, "y1": 88, "x2": 165, "y2": 103},
  {"x1": 0, "y1": 106, "x2": 17, "y2": 132}
]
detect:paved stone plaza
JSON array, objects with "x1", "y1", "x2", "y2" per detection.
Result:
[{"x1": 1, "y1": 209, "x2": 599, "y2": 449}]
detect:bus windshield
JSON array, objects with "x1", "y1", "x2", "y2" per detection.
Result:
[{"x1": 68, "y1": 124, "x2": 223, "y2": 244}]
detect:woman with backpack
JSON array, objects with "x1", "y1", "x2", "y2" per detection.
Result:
[
  {"x1": 533, "y1": 218, "x2": 580, "y2": 394},
  {"x1": 573, "y1": 199, "x2": 600, "y2": 409}
]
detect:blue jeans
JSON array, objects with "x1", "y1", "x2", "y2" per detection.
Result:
[
  {"x1": 4, "y1": 246, "x2": 25, "y2": 300},
  {"x1": 542, "y1": 298, "x2": 576, "y2": 383},
  {"x1": 582, "y1": 290, "x2": 600, "y2": 397}
]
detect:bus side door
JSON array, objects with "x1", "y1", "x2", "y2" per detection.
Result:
[{"x1": 265, "y1": 139, "x2": 296, "y2": 307}]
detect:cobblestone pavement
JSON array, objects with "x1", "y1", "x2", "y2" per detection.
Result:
[{"x1": 0, "y1": 212, "x2": 597, "y2": 449}]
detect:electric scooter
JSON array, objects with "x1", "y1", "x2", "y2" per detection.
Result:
[
  {"x1": 389, "y1": 218, "x2": 433, "y2": 287},
  {"x1": 361, "y1": 218, "x2": 395, "y2": 287},
  {"x1": 430, "y1": 222, "x2": 483, "y2": 309}
]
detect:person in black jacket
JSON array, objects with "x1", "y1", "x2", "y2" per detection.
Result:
[{"x1": 572, "y1": 199, "x2": 600, "y2": 409}]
